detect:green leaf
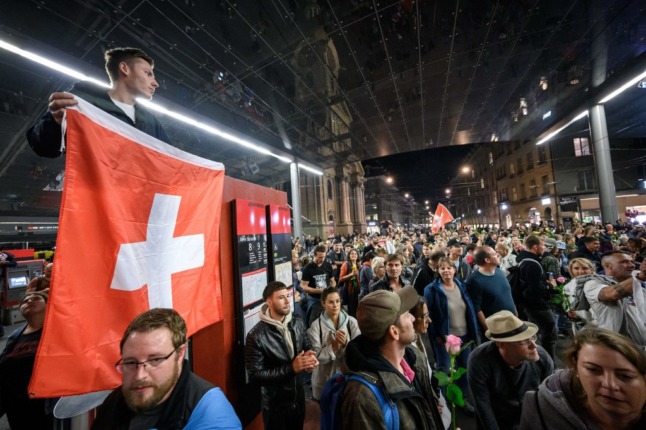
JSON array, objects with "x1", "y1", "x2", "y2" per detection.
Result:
[
  {"x1": 446, "y1": 383, "x2": 465, "y2": 407},
  {"x1": 453, "y1": 367, "x2": 467, "y2": 381},
  {"x1": 434, "y1": 371, "x2": 450, "y2": 387}
]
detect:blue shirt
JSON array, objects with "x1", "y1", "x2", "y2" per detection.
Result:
[{"x1": 466, "y1": 268, "x2": 516, "y2": 317}]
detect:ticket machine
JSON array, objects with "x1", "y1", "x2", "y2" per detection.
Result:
[{"x1": 1, "y1": 259, "x2": 45, "y2": 325}]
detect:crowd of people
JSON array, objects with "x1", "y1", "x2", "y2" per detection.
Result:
[{"x1": 280, "y1": 219, "x2": 646, "y2": 429}]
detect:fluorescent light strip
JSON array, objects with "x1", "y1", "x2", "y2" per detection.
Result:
[
  {"x1": 0, "y1": 39, "x2": 316, "y2": 168},
  {"x1": 137, "y1": 99, "x2": 291, "y2": 164},
  {"x1": 536, "y1": 110, "x2": 588, "y2": 145},
  {"x1": 599, "y1": 68, "x2": 646, "y2": 103},
  {"x1": 0, "y1": 40, "x2": 111, "y2": 89},
  {"x1": 297, "y1": 163, "x2": 323, "y2": 175}
]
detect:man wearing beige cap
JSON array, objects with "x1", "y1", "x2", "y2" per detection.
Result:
[
  {"x1": 467, "y1": 310, "x2": 554, "y2": 430},
  {"x1": 340, "y1": 287, "x2": 443, "y2": 429}
]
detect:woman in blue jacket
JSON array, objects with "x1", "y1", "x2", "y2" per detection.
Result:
[{"x1": 424, "y1": 257, "x2": 478, "y2": 408}]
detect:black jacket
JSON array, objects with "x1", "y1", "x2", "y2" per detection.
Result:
[
  {"x1": 516, "y1": 250, "x2": 549, "y2": 310},
  {"x1": 411, "y1": 259, "x2": 439, "y2": 296},
  {"x1": 244, "y1": 310, "x2": 311, "y2": 413},
  {"x1": 27, "y1": 81, "x2": 170, "y2": 158}
]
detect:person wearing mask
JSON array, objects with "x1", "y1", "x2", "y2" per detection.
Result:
[
  {"x1": 307, "y1": 287, "x2": 360, "y2": 400},
  {"x1": 520, "y1": 327, "x2": 646, "y2": 430}
]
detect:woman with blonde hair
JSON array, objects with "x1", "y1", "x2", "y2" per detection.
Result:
[
  {"x1": 562, "y1": 257, "x2": 597, "y2": 333},
  {"x1": 520, "y1": 327, "x2": 646, "y2": 429}
]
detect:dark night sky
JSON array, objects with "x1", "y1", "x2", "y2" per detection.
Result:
[{"x1": 362, "y1": 143, "x2": 479, "y2": 206}]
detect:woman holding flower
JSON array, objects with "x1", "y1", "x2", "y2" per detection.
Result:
[
  {"x1": 424, "y1": 257, "x2": 479, "y2": 411},
  {"x1": 338, "y1": 248, "x2": 360, "y2": 316}
]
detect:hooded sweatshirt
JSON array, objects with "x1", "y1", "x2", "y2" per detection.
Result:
[
  {"x1": 259, "y1": 304, "x2": 294, "y2": 358},
  {"x1": 520, "y1": 369, "x2": 646, "y2": 430},
  {"x1": 340, "y1": 335, "x2": 443, "y2": 430}
]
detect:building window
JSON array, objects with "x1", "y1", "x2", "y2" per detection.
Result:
[
  {"x1": 510, "y1": 162, "x2": 515, "y2": 176},
  {"x1": 526, "y1": 151, "x2": 534, "y2": 170},
  {"x1": 530, "y1": 179, "x2": 538, "y2": 197},
  {"x1": 577, "y1": 170, "x2": 596, "y2": 191},
  {"x1": 489, "y1": 152, "x2": 494, "y2": 165},
  {"x1": 516, "y1": 158, "x2": 524, "y2": 174},
  {"x1": 520, "y1": 183, "x2": 526, "y2": 200},
  {"x1": 537, "y1": 145, "x2": 547, "y2": 164},
  {"x1": 542, "y1": 175, "x2": 549, "y2": 195},
  {"x1": 481, "y1": 178, "x2": 485, "y2": 189},
  {"x1": 573, "y1": 137, "x2": 591, "y2": 156},
  {"x1": 493, "y1": 191, "x2": 498, "y2": 205},
  {"x1": 512, "y1": 187, "x2": 518, "y2": 201},
  {"x1": 327, "y1": 179, "x2": 333, "y2": 199}
]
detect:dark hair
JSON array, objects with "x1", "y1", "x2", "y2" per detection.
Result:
[
  {"x1": 474, "y1": 246, "x2": 492, "y2": 266},
  {"x1": 313, "y1": 245, "x2": 327, "y2": 255},
  {"x1": 362, "y1": 251, "x2": 376, "y2": 263},
  {"x1": 385, "y1": 253, "x2": 403, "y2": 264},
  {"x1": 600, "y1": 250, "x2": 630, "y2": 266},
  {"x1": 120, "y1": 308, "x2": 186, "y2": 353},
  {"x1": 321, "y1": 286, "x2": 341, "y2": 303},
  {"x1": 409, "y1": 296, "x2": 428, "y2": 319},
  {"x1": 466, "y1": 243, "x2": 477, "y2": 252},
  {"x1": 524, "y1": 234, "x2": 542, "y2": 249},
  {"x1": 582, "y1": 236, "x2": 600, "y2": 245},
  {"x1": 565, "y1": 327, "x2": 646, "y2": 402},
  {"x1": 263, "y1": 281, "x2": 288, "y2": 301},
  {"x1": 346, "y1": 248, "x2": 359, "y2": 261},
  {"x1": 104, "y1": 47, "x2": 154, "y2": 83},
  {"x1": 430, "y1": 250, "x2": 446, "y2": 261}
]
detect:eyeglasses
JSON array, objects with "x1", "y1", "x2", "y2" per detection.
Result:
[
  {"x1": 115, "y1": 345, "x2": 181, "y2": 373},
  {"x1": 514, "y1": 335, "x2": 537, "y2": 347}
]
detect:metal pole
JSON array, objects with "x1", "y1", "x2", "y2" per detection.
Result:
[
  {"x1": 290, "y1": 162, "x2": 303, "y2": 240},
  {"x1": 589, "y1": 105, "x2": 618, "y2": 223}
]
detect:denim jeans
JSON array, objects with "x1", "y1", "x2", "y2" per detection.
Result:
[{"x1": 524, "y1": 308, "x2": 557, "y2": 360}]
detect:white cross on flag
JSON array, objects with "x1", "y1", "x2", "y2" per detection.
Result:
[{"x1": 29, "y1": 97, "x2": 224, "y2": 397}]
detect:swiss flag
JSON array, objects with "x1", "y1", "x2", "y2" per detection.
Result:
[
  {"x1": 29, "y1": 97, "x2": 224, "y2": 397},
  {"x1": 431, "y1": 203, "x2": 454, "y2": 233}
]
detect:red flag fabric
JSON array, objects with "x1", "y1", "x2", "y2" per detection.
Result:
[
  {"x1": 431, "y1": 203, "x2": 455, "y2": 233},
  {"x1": 29, "y1": 97, "x2": 224, "y2": 397}
]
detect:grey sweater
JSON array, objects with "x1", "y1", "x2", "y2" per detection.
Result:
[{"x1": 467, "y1": 341, "x2": 554, "y2": 430}]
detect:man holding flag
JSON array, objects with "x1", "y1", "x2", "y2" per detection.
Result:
[{"x1": 27, "y1": 47, "x2": 169, "y2": 157}]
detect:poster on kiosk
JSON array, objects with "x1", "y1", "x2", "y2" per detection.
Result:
[
  {"x1": 266, "y1": 204, "x2": 293, "y2": 313},
  {"x1": 232, "y1": 199, "x2": 269, "y2": 348}
]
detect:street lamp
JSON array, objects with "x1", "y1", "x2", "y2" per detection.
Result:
[{"x1": 386, "y1": 176, "x2": 394, "y2": 184}]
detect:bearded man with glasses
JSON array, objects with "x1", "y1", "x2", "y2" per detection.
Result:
[
  {"x1": 467, "y1": 311, "x2": 554, "y2": 430},
  {"x1": 92, "y1": 308, "x2": 241, "y2": 430}
]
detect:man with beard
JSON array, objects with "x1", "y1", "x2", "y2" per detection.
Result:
[
  {"x1": 92, "y1": 308, "x2": 241, "y2": 430},
  {"x1": 245, "y1": 281, "x2": 318, "y2": 430},
  {"x1": 340, "y1": 287, "x2": 444, "y2": 429}
]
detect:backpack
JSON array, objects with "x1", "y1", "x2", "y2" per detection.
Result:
[
  {"x1": 320, "y1": 372, "x2": 399, "y2": 430},
  {"x1": 506, "y1": 259, "x2": 542, "y2": 318}
]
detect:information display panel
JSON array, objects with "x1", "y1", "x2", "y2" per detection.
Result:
[
  {"x1": 232, "y1": 199, "x2": 268, "y2": 347},
  {"x1": 266, "y1": 204, "x2": 293, "y2": 312}
]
